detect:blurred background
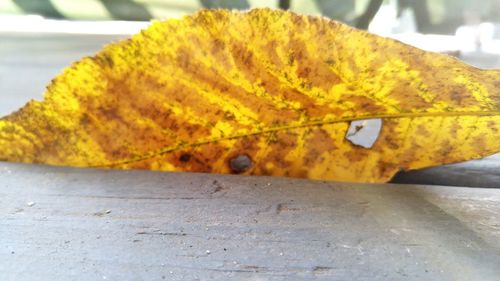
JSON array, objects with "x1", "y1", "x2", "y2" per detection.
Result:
[
  {"x1": 1, "y1": 0, "x2": 500, "y2": 35},
  {"x1": 1, "y1": 0, "x2": 500, "y2": 33},
  {"x1": 1, "y1": 0, "x2": 499, "y2": 187}
]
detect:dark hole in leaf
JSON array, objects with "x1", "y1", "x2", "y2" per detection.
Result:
[{"x1": 229, "y1": 154, "x2": 253, "y2": 173}]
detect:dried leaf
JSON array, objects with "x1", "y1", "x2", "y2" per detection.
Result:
[{"x1": 1, "y1": 9, "x2": 499, "y2": 183}]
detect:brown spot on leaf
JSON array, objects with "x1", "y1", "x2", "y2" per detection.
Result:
[{"x1": 179, "y1": 153, "x2": 191, "y2": 162}]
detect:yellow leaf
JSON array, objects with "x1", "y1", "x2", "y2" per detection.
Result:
[{"x1": 1, "y1": 8, "x2": 499, "y2": 183}]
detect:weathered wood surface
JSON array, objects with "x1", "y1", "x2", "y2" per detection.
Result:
[
  {"x1": 393, "y1": 153, "x2": 500, "y2": 188},
  {"x1": 0, "y1": 162, "x2": 499, "y2": 281}
]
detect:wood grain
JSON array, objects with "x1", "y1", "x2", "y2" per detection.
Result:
[{"x1": 1, "y1": 162, "x2": 499, "y2": 280}]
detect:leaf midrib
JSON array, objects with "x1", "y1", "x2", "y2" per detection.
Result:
[{"x1": 95, "y1": 110, "x2": 500, "y2": 167}]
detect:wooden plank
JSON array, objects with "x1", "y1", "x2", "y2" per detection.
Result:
[
  {"x1": 0, "y1": 162, "x2": 499, "y2": 280},
  {"x1": 392, "y1": 153, "x2": 500, "y2": 188}
]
